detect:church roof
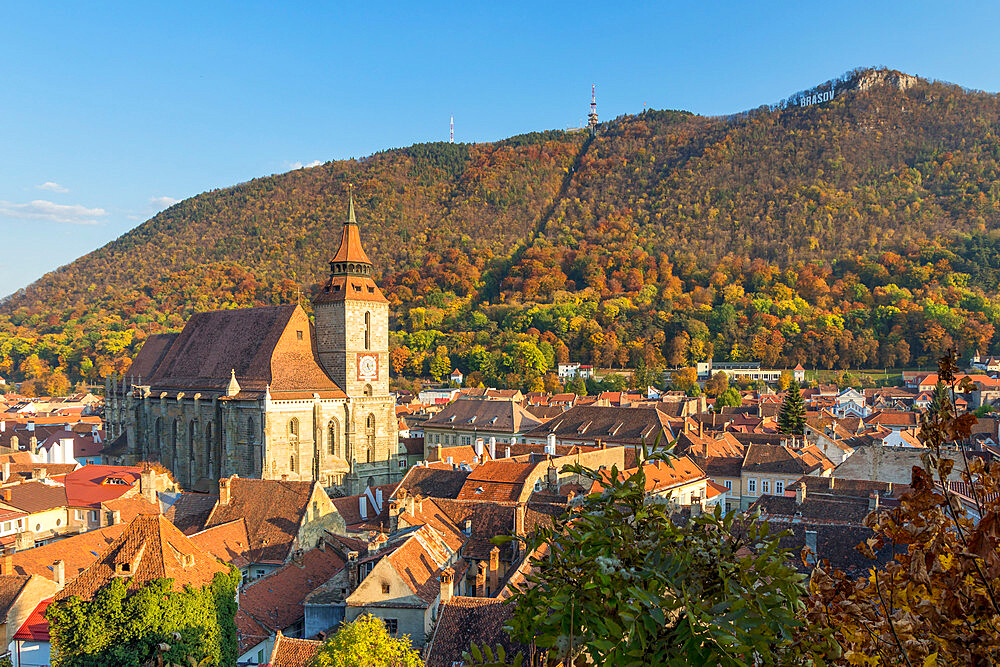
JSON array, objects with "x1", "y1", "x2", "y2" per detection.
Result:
[{"x1": 144, "y1": 305, "x2": 345, "y2": 397}]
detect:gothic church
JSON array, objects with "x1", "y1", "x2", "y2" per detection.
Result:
[{"x1": 105, "y1": 197, "x2": 400, "y2": 494}]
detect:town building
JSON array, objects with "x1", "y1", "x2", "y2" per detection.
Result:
[{"x1": 104, "y1": 197, "x2": 400, "y2": 494}]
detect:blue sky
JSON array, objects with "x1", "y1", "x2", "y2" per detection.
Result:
[{"x1": 2, "y1": 1, "x2": 999, "y2": 297}]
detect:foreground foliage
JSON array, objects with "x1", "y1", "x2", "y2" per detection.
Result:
[
  {"x1": 487, "y1": 450, "x2": 816, "y2": 666},
  {"x1": 46, "y1": 569, "x2": 239, "y2": 666},
  {"x1": 312, "y1": 613, "x2": 423, "y2": 667},
  {"x1": 804, "y1": 352, "x2": 1000, "y2": 664}
]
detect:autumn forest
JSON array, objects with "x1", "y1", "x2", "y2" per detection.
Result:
[{"x1": 5, "y1": 68, "x2": 1000, "y2": 393}]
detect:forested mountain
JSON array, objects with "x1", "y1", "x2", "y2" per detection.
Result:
[{"x1": 6, "y1": 67, "x2": 1000, "y2": 393}]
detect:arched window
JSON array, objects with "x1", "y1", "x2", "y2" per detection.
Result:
[
  {"x1": 328, "y1": 419, "x2": 340, "y2": 457},
  {"x1": 365, "y1": 414, "x2": 376, "y2": 464},
  {"x1": 363, "y1": 384, "x2": 373, "y2": 397},
  {"x1": 188, "y1": 420, "x2": 197, "y2": 463},
  {"x1": 289, "y1": 418, "x2": 299, "y2": 440},
  {"x1": 364, "y1": 312, "x2": 371, "y2": 350},
  {"x1": 247, "y1": 417, "x2": 256, "y2": 443},
  {"x1": 154, "y1": 417, "x2": 163, "y2": 452},
  {"x1": 206, "y1": 422, "x2": 214, "y2": 472},
  {"x1": 171, "y1": 420, "x2": 179, "y2": 459},
  {"x1": 289, "y1": 455, "x2": 296, "y2": 472}
]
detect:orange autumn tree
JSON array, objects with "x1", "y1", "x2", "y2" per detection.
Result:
[{"x1": 804, "y1": 351, "x2": 1000, "y2": 664}]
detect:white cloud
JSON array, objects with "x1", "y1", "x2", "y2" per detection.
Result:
[
  {"x1": 35, "y1": 181, "x2": 69, "y2": 193},
  {"x1": 286, "y1": 160, "x2": 323, "y2": 170},
  {"x1": 0, "y1": 199, "x2": 106, "y2": 225},
  {"x1": 150, "y1": 196, "x2": 181, "y2": 210}
]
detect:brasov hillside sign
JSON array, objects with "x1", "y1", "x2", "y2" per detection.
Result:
[{"x1": 797, "y1": 89, "x2": 836, "y2": 106}]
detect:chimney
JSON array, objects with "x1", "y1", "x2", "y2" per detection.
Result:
[
  {"x1": 547, "y1": 464, "x2": 559, "y2": 492},
  {"x1": 504, "y1": 446, "x2": 510, "y2": 459},
  {"x1": 347, "y1": 551, "x2": 359, "y2": 589},
  {"x1": 805, "y1": 529, "x2": 818, "y2": 563},
  {"x1": 795, "y1": 483, "x2": 806, "y2": 505},
  {"x1": 869, "y1": 492, "x2": 880, "y2": 512},
  {"x1": 15, "y1": 532, "x2": 34, "y2": 552},
  {"x1": 545, "y1": 433, "x2": 556, "y2": 455},
  {"x1": 388, "y1": 500, "x2": 401, "y2": 534},
  {"x1": 464, "y1": 519, "x2": 472, "y2": 536},
  {"x1": 140, "y1": 469, "x2": 156, "y2": 504},
  {"x1": 54, "y1": 560, "x2": 65, "y2": 589},
  {"x1": 475, "y1": 561, "x2": 487, "y2": 597},
  {"x1": 0, "y1": 553, "x2": 11, "y2": 576},
  {"x1": 488, "y1": 437, "x2": 496, "y2": 461},
  {"x1": 219, "y1": 477, "x2": 231, "y2": 505},
  {"x1": 514, "y1": 504, "x2": 525, "y2": 539},
  {"x1": 474, "y1": 438, "x2": 484, "y2": 458},
  {"x1": 439, "y1": 567, "x2": 454, "y2": 605},
  {"x1": 488, "y1": 546, "x2": 499, "y2": 595}
]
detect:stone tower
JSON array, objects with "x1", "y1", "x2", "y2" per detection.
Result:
[
  {"x1": 314, "y1": 193, "x2": 390, "y2": 397},
  {"x1": 314, "y1": 193, "x2": 397, "y2": 492}
]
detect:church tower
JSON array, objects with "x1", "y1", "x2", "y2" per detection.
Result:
[
  {"x1": 314, "y1": 193, "x2": 390, "y2": 397},
  {"x1": 314, "y1": 193, "x2": 397, "y2": 492}
]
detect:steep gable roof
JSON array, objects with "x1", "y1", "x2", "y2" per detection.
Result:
[
  {"x1": 189, "y1": 518, "x2": 251, "y2": 568},
  {"x1": 147, "y1": 305, "x2": 345, "y2": 397},
  {"x1": 426, "y1": 597, "x2": 525, "y2": 667},
  {"x1": 162, "y1": 491, "x2": 217, "y2": 534},
  {"x1": 239, "y1": 547, "x2": 346, "y2": 633},
  {"x1": 457, "y1": 461, "x2": 535, "y2": 502},
  {"x1": 204, "y1": 477, "x2": 315, "y2": 564},
  {"x1": 269, "y1": 633, "x2": 322, "y2": 667},
  {"x1": 56, "y1": 514, "x2": 229, "y2": 601},
  {"x1": 394, "y1": 465, "x2": 470, "y2": 500},
  {"x1": 128, "y1": 333, "x2": 179, "y2": 381}
]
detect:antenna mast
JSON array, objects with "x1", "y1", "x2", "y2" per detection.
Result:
[
  {"x1": 588, "y1": 85, "x2": 598, "y2": 136},
  {"x1": 450, "y1": 114, "x2": 454, "y2": 144}
]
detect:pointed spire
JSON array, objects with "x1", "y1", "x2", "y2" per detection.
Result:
[
  {"x1": 347, "y1": 185, "x2": 356, "y2": 224},
  {"x1": 226, "y1": 369, "x2": 241, "y2": 397}
]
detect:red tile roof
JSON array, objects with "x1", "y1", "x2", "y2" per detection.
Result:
[
  {"x1": 189, "y1": 518, "x2": 251, "y2": 568},
  {"x1": 239, "y1": 547, "x2": 345, "y2": 634},
  {"x1": 425, "y1": 597, "x2": 525, "y2": 667},
  {"x1": 63, "y1": 465, "x2": 143, "y2": 508},
  {"x1": 204, "y1": 477, "x2": 316, "y2": 564},
  {"x1": 13, "y1": 598, "x2": 51, "y2": 641},
  {"x1": 269, "y1": 632, "x2": 322, "y2": 666},
  {"x1": 457, "y1": 461, "x2": 535, "y2": 502},
  {"x1": 11, "y1": 525, "x2": 125, "y2": 583},
  {"x1": 56, "y1": 514, "x2": 230, "y2": 601},
  {"x1": 1, "y1": 480, "x2": 67, "y2": 514},
  {"x1": 145, "y1": 305, "x2": 346, "y2": 397}
]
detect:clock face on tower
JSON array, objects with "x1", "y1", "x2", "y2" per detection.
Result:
[{"x1": 357, "y1": 352, "x2": 379, "y2": 382}]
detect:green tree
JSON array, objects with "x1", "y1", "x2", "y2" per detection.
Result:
[
  {"x1": 429, "y1": 345, "x2": 451, "y2": 382},
  {"x1": 312, "y1": 614, "x2": 423, "y2": 667},
  {"x1": 704, "y1": 371, "x2": 729, "y2": 397},
  {"x1": 493, "y1": 450, "x2": 814, "y2": 665},
  {"x1": 670, "y1": 366, "x2": 698, "y2": 393},
  {"x1": 566, "y1": 376, "x2": 587, "y2": 396},
  {"x1": 715, "y1": 387, "x2": 743, "y2": 409},
  {"x1": 777, "y1": 381, "x2": 806, "y2": 435},
  {"x1": 46, "y1": 569, "x2": 239, "y2": 666}
]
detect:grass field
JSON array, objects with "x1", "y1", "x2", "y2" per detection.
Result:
[{"x1": 803, "y1": 368, "x2": 934, "y2": 388}]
